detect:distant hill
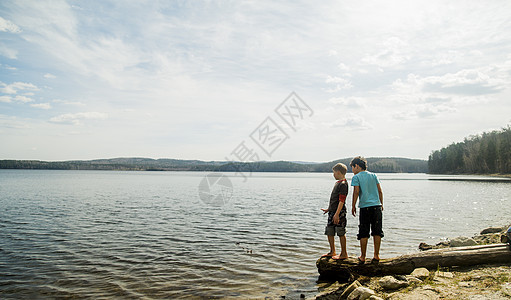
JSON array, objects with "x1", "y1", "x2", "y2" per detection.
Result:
[{"x1": 0, "y1": 157, "x2": 428, "y2": 173}]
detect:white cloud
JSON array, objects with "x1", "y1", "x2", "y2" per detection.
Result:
[
  {"x1": 44, "y1": 73, "x2": 56, "y2": 79},
  {"x1": 14, "y1": 95, "x2": 33, "y2": 103},
  {"x1": 325, "y1": 75, "x2": 353, "y2": 92},
  {"x1": 422, "y1": 69, "x2": 505, "y2": 95},
  {"x1": 49, "y1": 112, "x2": 108, "y2": 125},
  {"x1": 328, "y1": 97, "x2": 366, "y2": 108},
  {"x1": 392, "y1": 65, "x2": 508, "y2": 100},
  {"x1": 0, "y1": 81, "x2": 39, "y2": 94},
  {"x1": 1, "y1": 64, "x2": 17, "y2": 70},
  {"x1": 393, "y1": 103, "x2": 456, "y2": 120},
  {"x1": 52, "y1": 99, "x2": 85, "y2": 106},
  {"x1": 0, "y1": 44, "x2": 18, "y2": 59},
  {"x1": 0, "y1": 94, "x2": 34, "y2": 103},
  {"x1": 30, "y1": 103, "x2": 51, "y2": 109},
  {"x1": 329, "y1": 115, "x2": 373, "y2": 130},
  {"x1": 0, "y1": 16, "x2": 21, "y2": 33},
  {"x1": 338, "y1": 63, "x2": 349, "y2": 71},
  {"x1": 361, "y1": 37, "x2": 410, "y2": 68},
  {"x1": 0, "y1": 95, "x2": 12, "y2": 103},
  {"x1": 0, "y1": 115, "x2": 30, "y2": 129}
]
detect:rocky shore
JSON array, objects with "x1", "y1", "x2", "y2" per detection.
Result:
[{"x1": 313, "y1": 225, "x2": 511, "y2": 300}]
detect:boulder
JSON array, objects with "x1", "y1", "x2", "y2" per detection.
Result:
[
  {"x1": 378, "y1": 276, "x2": 409, "y2": 290},
  {"x1": 480, "y1": 227, "x2": 504, "y2": 235},
  {"x1": 347, "y1": 287, "x2": 375, "y2": 300},
  {"x1": 410, "y1": 267, "x2": 430, "y2": 280},
  {"x1": 339, "y1": 280, "x2": 361, "y2": 299},
  {"x1": 449, "y1": 236, "x2": 477, "y2": 247}
]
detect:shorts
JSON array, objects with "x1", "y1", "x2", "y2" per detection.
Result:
[
  {"x1": 357, "y1": 205, "x2": 384, "y2": 240},
  {"x1": 325, "y1": 210, "x2": 346, "y2": 236}
]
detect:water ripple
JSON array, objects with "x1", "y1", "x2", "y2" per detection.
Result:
[{"x1": 1, "y1": 170, "x2": 510, "y2": 299}]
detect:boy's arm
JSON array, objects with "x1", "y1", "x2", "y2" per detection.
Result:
[
  {"x1": 377, "y1": 183, "x2": 383, "y2": 210},
  {"x1": 333, "y1": 194, "x2": 346, "y2": 224},
  {"x1": 352, "y1": 186, "x2": 359, "y2": 217}
]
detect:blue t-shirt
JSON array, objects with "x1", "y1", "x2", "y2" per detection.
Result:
[{"x1": 351, "y1": 171, "x2": 381, "y2": 208}]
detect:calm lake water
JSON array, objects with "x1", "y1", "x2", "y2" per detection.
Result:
[{"x1": 1, "y1": 170, "x2": 510, "y2": 299}]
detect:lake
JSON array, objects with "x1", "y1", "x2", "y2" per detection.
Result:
[{"x1": 1, "y1": 170, "x2": 510, "y2": 299}]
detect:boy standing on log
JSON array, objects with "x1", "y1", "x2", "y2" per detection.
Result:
[
  {"x1": 350, "y1": 156, "x2": 384, "y2": 264},
  {"x1": 321, "y1": 163, "x2": 349, "y2": 260}
]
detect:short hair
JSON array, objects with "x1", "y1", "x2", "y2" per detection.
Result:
[
  {"x1": 332, "y1": 163, "x2": 347, "y2": 175},
  {"x1": 350, "y1": 156, "x2": 367, "y2": 170}
]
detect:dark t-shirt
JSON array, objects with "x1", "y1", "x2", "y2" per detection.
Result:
[{"x1": 328, "y1": 179, "x2": 348, "y2": 213}]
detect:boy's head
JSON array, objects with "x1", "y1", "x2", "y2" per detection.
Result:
[
  {"x1": 332, "y1": 163, "x2": 347, "y2": 180},
  {"x1": 350, "y1": 156, "x2": 367, "y2": 173}
]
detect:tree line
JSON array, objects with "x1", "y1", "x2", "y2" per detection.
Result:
[
  {"x1": 428, "y1": 126, "x2": 511, "y2": 174},
  {"x1": 0, "y1": 157, "x2": 428, "y2": 173}
]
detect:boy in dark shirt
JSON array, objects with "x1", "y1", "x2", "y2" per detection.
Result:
[{"x1": 321, "y1": 163, "x2": 349, "y2": 260}]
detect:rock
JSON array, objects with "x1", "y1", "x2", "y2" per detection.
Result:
[
  {"x1": 339, "y1": 280, "x2": 361, "y2": 299},
  {"x1": 410, "y1": 267, "x2": 430, "y2": 280},
  {"x1": 434, "y1": 271, "x2": 454, "y2": 279},
  {"x1": 405, "y1": 276, "x2": 423, "y2": 285},
  {"x1": 378, "y1": 276, "x2": 409, "y2": 290},
  {"x1": 501, "y1": 234, "x2": 509, "y2": 243},
  {"x1": 314, "y1": 281, "x2": 347, "y2": 300},
  {"x1": 480, "y1": 227, "x2": 504, "y2": 235},
  {"x1": 418, "y1": 242, "x2": 432, "y2": 251},
  {"x1": 470, "y1": 274, "x2": 493, "y2": 281},
  {"x1": 449, "y1": 236, "x2": 477, "y2": 247},
  {"x1": 368, "y1": 296, "x2": 383, "y2": 300},
  {"x1": 473, "y1": 233, "x2": 501, "y2": 244},
  {"x1": 422, "y1": 285, "x2": 441, "y2": 293},
  {"x1": 347, "y1": 287, "x2": 375, "y2": 300},
  {"x1": 502, "y1": 282, "x2": 511, "y2": 296}
]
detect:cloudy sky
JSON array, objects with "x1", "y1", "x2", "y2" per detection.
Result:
[{"x1": 1, "y1": 1, "x2": 510, "y2": 162}]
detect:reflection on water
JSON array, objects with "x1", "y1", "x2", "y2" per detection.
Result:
[{"x1": 0, "y1": 170, "x2": 509, "y2": 299}]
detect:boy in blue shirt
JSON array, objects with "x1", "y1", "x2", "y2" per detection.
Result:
[{"x1": 350, "y1": 156, "x2": 384, "y2": 264}]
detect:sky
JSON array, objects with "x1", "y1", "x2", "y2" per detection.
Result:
[{"x1": 1, "y1": 1, "x2": 510, "y2": 162}]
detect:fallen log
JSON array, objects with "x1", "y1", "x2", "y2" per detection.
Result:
[{"x1": 317, "y1": 243, "x2": 511, "y2": 280}]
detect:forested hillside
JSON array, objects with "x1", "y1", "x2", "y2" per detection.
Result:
[
  {"x1": 0, "y1": 157, "x2": 428, "y2": 173},
  {"x1": 428, "y1": 126, "x2": 511, "y2": 174}
]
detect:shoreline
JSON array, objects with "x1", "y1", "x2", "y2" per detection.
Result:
[{"x1": 312, "y1": 225, "x2": 511, "y2": 300}]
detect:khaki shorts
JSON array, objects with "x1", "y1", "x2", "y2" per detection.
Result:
[{"x1": 325, "y1": 211, "x2": 346, "y2": 236}]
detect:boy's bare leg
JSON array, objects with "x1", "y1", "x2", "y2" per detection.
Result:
[
  {"x1": 323, "y1": 235, "x2": 336, "y2": 256},
  {"x1": 373, "y1": 235, "x2": 381, "y2": 260},
  {"x1": 332, "y1": 236, "x2": 348, "y2": 259},
  {"x1": 359, "y1": 237, "x2": 368, "y2": 262}
]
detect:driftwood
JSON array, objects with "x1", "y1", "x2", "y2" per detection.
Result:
[{"x1": 317, "y1": 243, "x2": 511, "y2": 280}]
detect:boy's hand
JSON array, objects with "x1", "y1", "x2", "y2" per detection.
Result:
[
  {"x1": 321, "y1": 208, "x2": 329, "y2": 214},
  {"x1": 333, "y1": 214, "x2": 340, "y2": 224},
  {"x1": 352, "y1": 207, "x2": 357, "y2": 217}
]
